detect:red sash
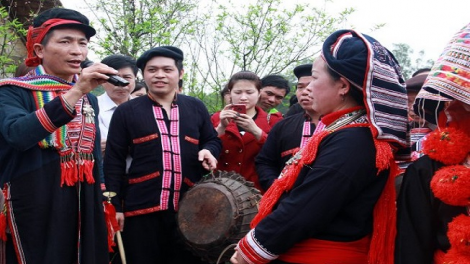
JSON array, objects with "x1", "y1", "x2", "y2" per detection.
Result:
[{"x1": 278, "y1": 236, "x2": 370, "y2": 264}]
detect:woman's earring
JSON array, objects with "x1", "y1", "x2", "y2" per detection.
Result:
[{"x1": 340, "y1": 93, "x2": 345, "y2": 102}]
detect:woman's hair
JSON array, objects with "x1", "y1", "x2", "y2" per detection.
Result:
[
  {"x1": 227, "y1": 71, "x2": 261, "y2": 92},
  {"x1": 15, "y1": 62, "x2": 34, "y2": 77},
  {"x1": 220, "y1": 83, "x2": 229, "y2": 99},
  {"x1": 131, "y1": 81, "x2": 148, "y2": 94},
  {"x1": 325, "y1": 63, "x2": 364, "y2": 106}
]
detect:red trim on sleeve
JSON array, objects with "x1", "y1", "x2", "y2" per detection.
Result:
[
  {"x1": 237, "y1": 230, "x2": 277, "y2": 264},
  {"x1": 184, "y1": 136, "x2": 199, "y2": 145},
  {"x1": 128, "y1": 172, "x2": 160, "y2": 184},
  {"x1": 183, "y1": 177, "x2": 195, "y2": 187},
  {"x1": 35, "y1": 108, "x2": 57, "y2": 133},
  {"x1": 132, "y1": 133, "x2": 159, "y2": 144},
  {"x1": 124, "y1": 205, "x2": 161, "y2": 217}
]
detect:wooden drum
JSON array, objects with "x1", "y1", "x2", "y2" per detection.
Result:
[{"x1": 177, "y1": 171, "x2": 262, "y2": 263}]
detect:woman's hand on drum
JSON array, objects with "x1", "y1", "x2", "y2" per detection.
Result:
[
  {"x1": 230, "y1": 250, "x2": 249, "y2": 264},
  {"x1": 198, "y1": 149, "x2": 218, "y2": 170},
  {"x1": 116, "y1": 212, "x2": 125, "y2": 231}
]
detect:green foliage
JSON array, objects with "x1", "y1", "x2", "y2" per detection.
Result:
[
  {"x1": 0, "y1": 6, "x2": 27, "y2": 77},
  {"x1": 90, "y1": 85, "x2": 105, "y2": 96},
  {"x1": 391, "y1": 43, "x2": 434, "y2": 80},
  {"x1": 184, "y1": 0, "x2": 354, "y2": 111},
  {"x1": 84, "y1": 0, "x2": 199, "y2": 57}
]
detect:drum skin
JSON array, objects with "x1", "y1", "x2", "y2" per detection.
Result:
[{"x1": 177, "y1": 171, "x2": 261, "y2": 263}]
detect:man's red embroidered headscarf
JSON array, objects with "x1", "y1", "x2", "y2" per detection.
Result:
[{"x1": 25, "y1": 8, "x2": 96, "y2": 67}]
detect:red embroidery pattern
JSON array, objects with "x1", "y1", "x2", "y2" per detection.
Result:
[
  {"x1": 3, "y1": 183, "x2": 27, "y2": 263},
  {"x1": 132, "y1": 133, "x2": 159, "y2": 144},
  {"x1": 183, "y1": 178, "x2": 195, "y2": 187},
  {"x1": 128, "y1": 172, "x2": 160, "y2": 184},
  {"x1": 300, "y1": 120, "x2": 311, "y2": 148},
  {"x1": 36, "y1": 108, "x2": 57, "y2": 133},
  {"x1": 281, "y1": 148, "x2": 299, "y2": 158},
  {"x1": 184, "y1": 136, "x2": 199, "y2": 145},
  {"x1": 124, "y1": 205, "x2": 161, "y2": 217},
  {"x1": 281, "y1": 120, "x2": 311, "y2": 158},
  {"x1": 153, "y1": 104, "x2": 182, "y2": 211}
]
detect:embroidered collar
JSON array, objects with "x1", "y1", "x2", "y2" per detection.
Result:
[{"x1": 0, "y1": 65, "x2": 77, "y2": 91}]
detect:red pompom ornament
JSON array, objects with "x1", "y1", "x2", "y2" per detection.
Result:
[
  {"x1": 442, "y1": 248, "x2": 470, "y2": 264},
  {"x1": 431, "y1": 165, "x2": 470, "y2": 206},
  {"x1": 447, "y1": 215, "x2": 470, "y2": 254},
  {"x1": 423, "y1": 127, "x2": 470, "y2": 165}
]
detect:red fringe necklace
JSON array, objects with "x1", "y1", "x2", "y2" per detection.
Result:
[{"x1": 251, "y1": 106, "x2": 398, "y2": 264}]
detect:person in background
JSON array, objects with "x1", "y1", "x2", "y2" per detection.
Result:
[
  {"x1": 288, "y1": 95, "x2": 298, "y2": 108},
  {"x1": 131, "y1": 81, "x2": 148, "y2": 98},
  {"x1": 258, "y1": 74, "x2": 289, "y2": 119},
  {"x1": 14, "y1": 61, "x2": 35, "y2": 77},
  {"x1": 407, "y1": 68, "x2": 431, "y2": 127},
  {"x1": 0, "y1": 7, "x2": 114, "y2": 263},
  {"x1": 177, "y1": 79, "x2": 183, "y2": 93},
  {"x1": 405, "y1": 68, "x2": 434, "y2": 159},
  {"x1": 220, "y1": 83, "x2": 231, "y2": 106},
  {"x1": 98, "y1": 54, "x2": 137, "y2": 149},
  {"x1": 104, "y1": 45, "x2": 221, "y2": 264},
  {"x1": 97, "y1": 55, "x2": 137, "y2": 191},
  {"x1": 231, "y1": 29, "x2": 408, "y2": 264},
  {"x1": 256, "y1": 63, "x2": 320, "y2": 192},
  {"x1": 212, "y1": 71, "x2": 282, "y2": 192},
  {"x1": 395, "y1": 23, "x2": 470, "y2": 264},
  {"x1": 285, "y1": 64, "x2": 313, "y2": 117},
  {"x1": 395, "y1": 68, "x2": 434, "y2": 194}
]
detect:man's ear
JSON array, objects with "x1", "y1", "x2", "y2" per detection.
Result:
[
  {"x1": 179, "y1": 69, "x2": 185, "y2": 79},
  {"x1": 33, "y1": 43, "x2": 45, "y2": 59}
]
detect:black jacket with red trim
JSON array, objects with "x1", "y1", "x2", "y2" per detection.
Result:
[{"x1": 104, "y1": 94, "x2": 221, "y2": 215}]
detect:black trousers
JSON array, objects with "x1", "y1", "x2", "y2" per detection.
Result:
[{"x1": 115, "y1": 210, "x2": 209, "y2": 264}]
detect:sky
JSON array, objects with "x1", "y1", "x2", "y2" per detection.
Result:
[
  {"x1": 61, "y1": 0, "x2": 469, "y2": 63},
  {"x1": 315, "y1": 0, "x2": 469, "y2": 60}
]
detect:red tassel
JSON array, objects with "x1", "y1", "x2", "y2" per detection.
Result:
[
  {"x1": 103, "y1": 201, "x2": 120, "y2": 252},
  {"x1": 368, "y1": 155, "x2": 397, "y2": 264},
  {"x1": 83, "y1": 159, "x2": 95, "y2": 184},
  {"x1": 0, "y1": 188, "x2": 7, "y2": 241},
  {"x1": 60, "y1": 155, "x2": 79, "y2": 187},
  {"x1": 0, "y1": 212, "x2": 7, "y2": 241},
  {"x1": 60, "y1": 158, "x2": 67, "y2": 187},
  {"x1": 64, "y1": 160, "x2": 77, "y2": 186},
  {"x1": 78, "y1": 157, "x2": 84, "y2": 183}
]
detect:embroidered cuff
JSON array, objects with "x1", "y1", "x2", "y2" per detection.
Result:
[
  {"x1": 35, "y1": 108, "x2": 57, "y2": 133},
  {"x1": 237, "y1": 229, "x2": 278, "y2": 264}
]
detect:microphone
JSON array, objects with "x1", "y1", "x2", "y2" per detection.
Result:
[{"x1": 80, "y1": 60, "x2": 130, "y2": 87}]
